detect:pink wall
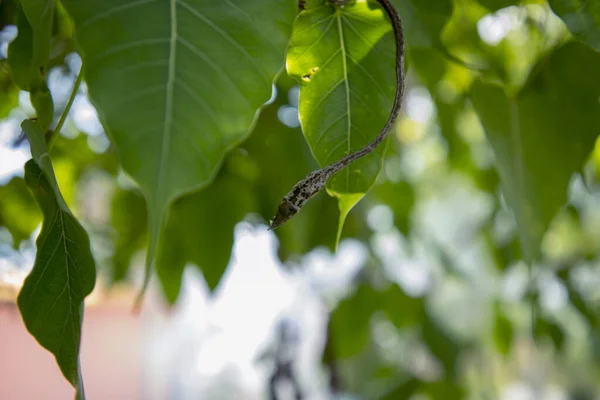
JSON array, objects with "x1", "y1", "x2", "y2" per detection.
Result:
[{"x1": 0, "y1": 302, "x2": 142, "y2": 400}]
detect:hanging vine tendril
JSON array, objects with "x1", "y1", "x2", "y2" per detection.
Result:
[{"x1": 269, "y1": 0, "x2": 405, "y2": 230}]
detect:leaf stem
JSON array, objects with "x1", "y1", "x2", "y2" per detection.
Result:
[{"x1": 48, "y1": 64, "x2": 85, "y2": 148}]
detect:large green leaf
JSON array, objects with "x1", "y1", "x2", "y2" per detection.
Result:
[
  {"x1": 287, "y1": 0, "x2": 396, "y2": 231},
  {"x1": 549, "y1": 0, "x2": 600, "y2": 51},
  {"x1": 18, "y1": 120, "x2": 96, "y2": 400},
  {"x1": 61, "y1": 0, "x2": 296, "y2": 296},
  {"x1": 157, "y1": 168, "x2": 257, "y2": 303},
  {"x1": 471, "y1": 43, "x2": 600, "y2": 261}
]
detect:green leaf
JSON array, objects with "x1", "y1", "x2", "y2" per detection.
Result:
[
  {"x1": 7, "y1": 7, "x2": 45, "y2": 90},
  {"x1": 422, "y1": 381, "x2": 466, "y2": 400},
  {"x1": 0, "y1": 61, "x2": 19, "y2": 118},
  {"x1": 287, "y1": 0, "x2": 396, "y2": 231},
  {"x1": 549, "y1": 0, "x2": 600, "y2": 51},
  {"x1": 0, "y1": 177, "x2": 42, "y2": 247},
  {"x1": 534, "y1": 316, "x2": 565, "y2": 351},
  {"x1": 380, "y1": 378, "x2": 420, "y2": 400},
  {"x1": 470, "y1": 43, "x2": 600, "y2": 261},
  {"x1": 330, "y1": 282, "x2": 420, "y2": 359},
  {"x1": 240, "y1": 80, "x2": 365, "y2": 256},
  {"x1": 381, "y1": 284, "x2": 424, "y2": 329},
  {"x1": 61, "y1": 0, "x2": 296, "y2": 297},
  {"x1": 478, "y1": 0, "x2": 518, "y2": 11},
  {"x1": 391, "y1": 0, "x2": 453, "y2": 48},
  {"x1": 330, "y1": 283, "x2": 379, "y2": 359},
  {"x1": 110, "y1": 188, "x2": 147, "y2": 283},
  {"x1": 7, "y1": 5, "x2": 54, "y2": 128},
  {"x1": 30, "y1": 86, "x2": 54, "y2": 129},
  {"x1": 18, "y1": 120, "x2": 96, "y2": 400},
  {"x1": 157, "y1": 169, "x2": 257, "y2": 303},
  {"x1": 20, "y1": 0, "x2": 54, "y2": 74},
  {"x1": 373, "y1": 179, "x2": 415, "y2": 235}
]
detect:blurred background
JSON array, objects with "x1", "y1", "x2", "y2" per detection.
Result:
[{"x1": 2, "y1": 0, "x2": 600, "y2": 399}]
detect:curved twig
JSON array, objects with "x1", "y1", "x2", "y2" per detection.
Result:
[{"x1": 269, "y1": 0, "x2": 405, "y2": 229}]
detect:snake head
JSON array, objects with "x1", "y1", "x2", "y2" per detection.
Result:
[{"x1": 269, "y1": 198, "x2": 299, "y2": 230}]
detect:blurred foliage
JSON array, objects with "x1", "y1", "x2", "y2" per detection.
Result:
[{"x1": 1, "y1": 0, "x2": 600, "y2": 399}]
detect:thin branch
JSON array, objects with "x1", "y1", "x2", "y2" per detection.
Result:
[{"x1": 47, "y1": 64, "x2": 85, "y2": 148}]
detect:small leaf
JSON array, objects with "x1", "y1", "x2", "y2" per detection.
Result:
[
  {"x1": 20, "y1": 0, "x2": 54, "y2": 73},
  {"x1": 0, "y1": 177, "x2": 42, "y2": 247},
  {"x1": 110, "y1": 188, "x2": 147, "y2": 283},
  {"x1": 157, "y1": 172, "x2": 256, "y2": 303},
  {"x1": 471, "y1": 43, "x2": 600, "y2": 261},
  {"x1": 287, "y1": 0, "x2": 396, "y2": 232},
  {"x1": 7, "y1": 7, "x2": 44, "y2": 90},
  {"x1": 61, "y1": 0, "x2": 296, "y2": 298},
  {"x1": 0, "y1": 62, "x2": 19, "y2": 118},
  {"x1": 7, "y1": 5, "x2": 54, "y2": 128},
  {"x1": 18, "y1": 120, "x2": 96, "y2": 400},
  {"x1": 549, "y1": 0, "x2": 600, "y2": 51}
]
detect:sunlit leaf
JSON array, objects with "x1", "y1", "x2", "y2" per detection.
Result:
[
  {"x1": 287, "y1": 0, "x2": 396, "y2": 232},
  {"x1": 18, "y1": 120, "x2": 95, "y2": 400},
  {"x1": 471, "y1": 43, "x2": 600, "y2": 261},
  {"x1": 61, "y1": 0, "x2": 296, "y2": 297},
  {"x1": 549, "y1": 0, "x2": 600, "y2": 51}
]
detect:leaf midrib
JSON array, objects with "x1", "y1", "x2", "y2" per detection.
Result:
[
  {"x1": 336, "y1": 11, "x2": 352, "y2": 191},
  {"x1": 156, "y1": 0, "x2": 178, "y2": 210}
]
